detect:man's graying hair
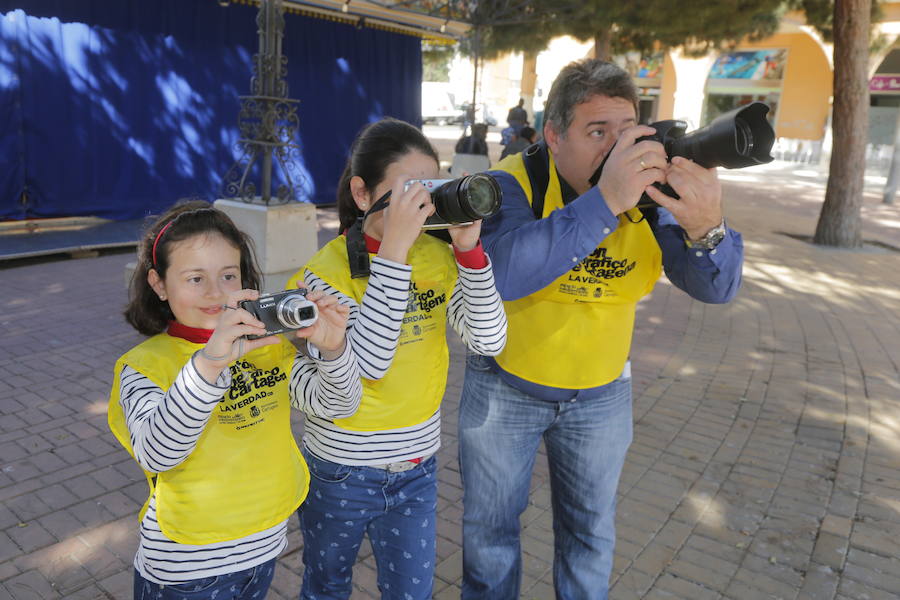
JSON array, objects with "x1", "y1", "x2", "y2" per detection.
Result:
[{"x1": 543, "y1": 59, "x2": 639, "y2": 138}]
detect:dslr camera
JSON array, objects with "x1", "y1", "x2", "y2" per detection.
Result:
[
  {"x1": 405, "y1": 173, "x2": 502, "y2": 229},
  {"x1": 590, "y1": 101, "x2": 776, "y2": 207},
  {"x1": 239, "y1": 289, "x2": 318, "y2": 340}
]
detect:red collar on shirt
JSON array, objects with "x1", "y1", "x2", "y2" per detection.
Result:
[
  {"x1": 342, "y1": 229, "x2": 381, "y2": 253},
  {"x1": 167, "y1": 320, "x2": 213, "y2": 344}
]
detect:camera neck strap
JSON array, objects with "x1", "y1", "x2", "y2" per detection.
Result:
[
  {"x1": 522, "y1": 142, "x2": 550, "y2": 220},
  {"x1": 346, "y1": 190, "x2": 391, "y2": 279}
]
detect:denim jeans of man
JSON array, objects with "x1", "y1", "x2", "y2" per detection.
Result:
[
  {"x1": 459, "y1": 353, "x2": 633, "y2": 600},
  {"x1": 298, "y1": 449, "x2": 438, "y2": 600},
  {"x1": 133, "y1": 557, "x2": 276, "y2": 600}
]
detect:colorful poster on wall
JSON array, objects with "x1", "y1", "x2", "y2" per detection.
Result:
[
  {"x1": 614, "y1": 51, "x2": 664, "y2": 86},
  {"x1": 709, "y1": 49, "x2": 787, "y2": 81}
]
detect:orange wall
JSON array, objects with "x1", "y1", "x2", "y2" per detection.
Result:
[
  {"x1": 657, "y1": 53, "x2": 677, "y2": 120},
  {"x1": 739, "y1": 33, "x2": 832, "y2": 140}
]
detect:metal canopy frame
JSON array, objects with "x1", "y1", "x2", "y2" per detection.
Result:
[{"x1": 283, "y1": 0, "x2": 470, "y2": 39}]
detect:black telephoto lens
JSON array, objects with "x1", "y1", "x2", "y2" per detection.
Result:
[{"x1": 667, "y1": 101, "x2": 774, "y2": 169}]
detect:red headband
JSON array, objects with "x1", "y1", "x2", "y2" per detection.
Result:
[{"x1": 151, "y1": 220, "x2": 175, "y2": 268}]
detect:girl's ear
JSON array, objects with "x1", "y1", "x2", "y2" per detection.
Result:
[
  {"x1": 147, "y1": 268, "x2": 167, "y2": 301},
  {"x1": 349, "y1": 176, "x2": 371, "y2": 212}
]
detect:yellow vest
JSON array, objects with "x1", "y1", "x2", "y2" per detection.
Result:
[
  {"x1": 108, "y1": 335, "x2": 309, "y2": 545},
  {"x1": 288, "y1": 235, "x2": 457, "y2": 431},
  {"x1": 492, "y1": 151, "x2": 662, "y2": 389}
]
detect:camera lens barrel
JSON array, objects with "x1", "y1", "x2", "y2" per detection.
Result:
[
  {"x1": 431, "y1": 173, "x2": 502, "y2": 224},
  {"x1": 667, "y1": 101, "x2": 774, "y2": 169},
  {"x1": 276, "y1": 294, "x2": 317, "y2": 329}
]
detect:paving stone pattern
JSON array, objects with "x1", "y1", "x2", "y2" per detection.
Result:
[{"x1": 1, "y1": 160, "x2": 899, "y2": 599}]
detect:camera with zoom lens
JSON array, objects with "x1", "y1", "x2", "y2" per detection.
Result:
[
  {"x1": 404, "y1": 173, "x2": 502, "y2": 229},
  {"x1": 590, "y1": 101, "x2": 776, "y2": 207},
  {"x1": 239, "y1": 289, "x2": 318, "y2": 340}
]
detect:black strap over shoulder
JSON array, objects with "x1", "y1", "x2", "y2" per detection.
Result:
[
  {"x1": 346, "y1": 218, "x2": 371, "y2": 278},
  {"x1": 522, "y1": 142, "x2": 550, "y2": 220},
  {"x1": 639, "y1": 203, "x2": 659, "y2": 229}
]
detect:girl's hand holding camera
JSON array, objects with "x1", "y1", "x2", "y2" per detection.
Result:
[
  {"x1": 291, "y1": 285, "x2": 351, "y2": 360},
  {"x1": 448, "y1": 220, "x2": 482, "y2": 252},
  {"x1": 377, "y1": 176, "x2": 434, "y2": 264},
  {"x1": 195, "y1": 289, "x2": 278, "y2": 380}
]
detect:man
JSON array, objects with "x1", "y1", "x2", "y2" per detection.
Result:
[
  {"x1": 455, "y1": 122, "x2": 490, "y2": 156},
  {"x1": 459, "y1": 59, "x2": 742, "y2": 599},
  {"x1": 506, "y1": 97, "x2": 529, "y2": 134},
  {"x1": 499, "y1": 125, "x2": 538, "y2": 161}
]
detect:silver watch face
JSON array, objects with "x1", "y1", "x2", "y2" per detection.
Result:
[
  {"x1": 688, "y1": 223, "x2": 726, "y2": 249},
  {"x1": 704, "y1": 226, "x2": 726, "y2": 248}
]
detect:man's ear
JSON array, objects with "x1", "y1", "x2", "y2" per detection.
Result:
[
  {"x1": 148, "y1": 268, "x2": 167, "y2": 301},
  {"x1": 543, "y1": 122, "x2": 561, "y2": 154},
  {"x1": 349, "y1": 176, "x2": 371, "y2": 212}
]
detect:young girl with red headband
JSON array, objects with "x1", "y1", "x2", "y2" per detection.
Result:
[{"x1": 109, "y1": 200, "x2": 362, "y2": 600}]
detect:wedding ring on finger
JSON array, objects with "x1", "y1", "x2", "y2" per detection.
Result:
[{"x1": 639, "y1": 157, "x2": 648, "y2": 170}]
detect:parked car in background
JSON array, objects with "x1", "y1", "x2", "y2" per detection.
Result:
[{"x1": 422, "y1": 82, "x2": 459, "y2": 125}]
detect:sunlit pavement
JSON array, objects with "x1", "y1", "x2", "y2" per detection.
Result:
[{"x1": 0, "y1": 138, "x2": 899, "y2": 599}]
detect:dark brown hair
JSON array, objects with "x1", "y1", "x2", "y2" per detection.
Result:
[
  {"x1": 124, "y1": 200, "x2": 262, "y2": 336},
  {"x1": 336, "y1": 118, "x2": 439, "y2": 232},
  {"x1": 543, "y1": 59, "x2": 639, "y2": 139}
]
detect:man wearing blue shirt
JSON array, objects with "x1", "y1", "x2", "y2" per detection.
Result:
[{"x1": 458, "y1": 59, "x2": 743, "y2": 600}]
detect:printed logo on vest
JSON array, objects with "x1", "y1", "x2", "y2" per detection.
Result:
[
  {"x1": 400, "y1": 281, "x2": 446, "y2": 344},
  {"x1": 216, "y1": 360, "x2": 287, "y2": 427},
  {"x1": 568, "y1": 247, "x2": 637, "y2": 284}
]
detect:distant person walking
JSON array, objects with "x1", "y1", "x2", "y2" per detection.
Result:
[{"x1": 506, "y1": 98, "x2": 528, "y2": 135}]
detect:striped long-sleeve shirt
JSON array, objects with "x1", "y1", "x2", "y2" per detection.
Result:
[
  {"x1": 301, "y1": 254, "x2": 506, "y2": 465},
  {"x1": 119, "y1": 343, "x2": 361, "y2": 584}
]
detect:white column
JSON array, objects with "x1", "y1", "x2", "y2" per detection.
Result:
[
  {"x1": 214, "y1": 199, "x2": 318, "y2": 293},
  {"x1": 669, "y1": 50, "x2": 717, "y2": 131}
]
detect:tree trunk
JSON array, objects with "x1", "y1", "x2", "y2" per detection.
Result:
[
  {"x1": 594, "y1": 28, "x2": 611, "y2": 62},
  {"x1": 520, "y1": 51, "x2": 538, "y2": 123},
  {"x1": 813, "y1": 0, "x2": 871, "y2": 247}
]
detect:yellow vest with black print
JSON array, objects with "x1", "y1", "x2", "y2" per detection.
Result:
[
  {"x1": 289, "y1": 234, "x2": 456, "y2": 431},
  {"x1": 108, "y1": 335, "x2": 309, "y2": 545},
  {"x1": 492, "y1": 151, "x2": 662, "y2": 389}
]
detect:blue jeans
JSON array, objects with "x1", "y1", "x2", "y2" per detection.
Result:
[
  {"x1": 459, "y1": 354, "x2": 633, "y2": 600},
  {"x1": 133, "y1": 558, "x2": 276, "y2": 600},
  {"x1": 298, "y1": 449, "x2": 438, "y2": 600}
]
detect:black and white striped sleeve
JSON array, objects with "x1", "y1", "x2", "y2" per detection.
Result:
[
  {"x1": 448, "y1": 256, "x2": 508, "y2": 356},
  {"x1": 304, "y1": 257, "x2": 411, "y2": 380},
  {"x1": 119, "y1": 356, "x2": 229, "y2": 473},
  {"x1": 289, "y1": 340, "x2": 363, "y2": 419}
]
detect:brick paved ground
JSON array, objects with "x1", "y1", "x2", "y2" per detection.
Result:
[{"x1": 1, "y1": 149, "x2": 899, "y2": 599}]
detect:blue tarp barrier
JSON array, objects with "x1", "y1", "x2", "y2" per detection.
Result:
[{"x1": 0, "y1": 0, "x2": 423, "y2": 220}]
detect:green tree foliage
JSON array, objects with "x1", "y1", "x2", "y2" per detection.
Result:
[
  {"x1": 423, "y1": 40, "x2": 454, "y2": 81},
  {"x1": 479, "y1": 0, "x2": 788, "y2": 59}
]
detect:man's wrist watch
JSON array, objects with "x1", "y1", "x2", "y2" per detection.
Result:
[{"x1": 685, "y1": 218, "x2": 727, "y2": 250}]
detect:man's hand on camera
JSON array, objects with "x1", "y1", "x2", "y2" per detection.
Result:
[
  {"x1": 598, "y1": 125, "x2": 667, "y2": 216},
  {"x1": 645, "y1": 156, "x2": 723, "y2": 241}
]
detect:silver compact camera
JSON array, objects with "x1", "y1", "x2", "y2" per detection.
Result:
[
  {"x1": 239, "y1": 289, "x2": 318, "y2": 340},
  {"x1": 404, "y1": 173, "x2": 502, "y2": 230}
]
